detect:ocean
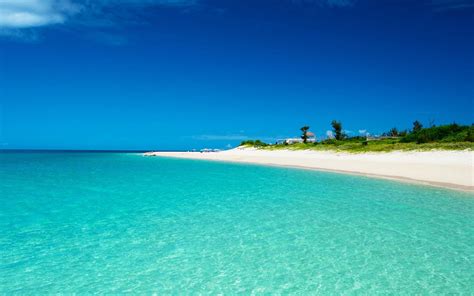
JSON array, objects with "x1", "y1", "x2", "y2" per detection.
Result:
[{"x1": 1, "y1": 152, "x2": 473, "y2": 293}]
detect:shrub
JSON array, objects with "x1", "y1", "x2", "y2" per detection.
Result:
[
  {"x1": 240, "y1": 140, "x2": 268, "y2": 147},
  {"x1": 254, "y1": 140, "x2": 268, "y2": 147},
  {"x1": 389, "y1": 127, "x2": 399, "y2": 137},
  {"x1": 412, "y1": 120, "x2": 423, "y2": 133},
  {"x1": 401, "y1": 123, "x2": 472, "y2": 143},
  {"x1": 467, "y1": 126, "x2": 474, "y2": 142},
  {"x1": 240, "y1": 140, "x2": 255, "y2": 146}
]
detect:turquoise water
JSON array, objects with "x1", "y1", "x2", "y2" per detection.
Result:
[{"x1": 1, "y1": 152, "x2": 473, "y2": 294}]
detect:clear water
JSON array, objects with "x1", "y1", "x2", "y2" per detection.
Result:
[{"x1": 1, "y1": 152, "x2": 473, "y2": 294}]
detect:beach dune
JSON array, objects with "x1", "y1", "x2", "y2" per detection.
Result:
[{"x1": 145, "y1": 148, "x2": 474, "y2": 191}]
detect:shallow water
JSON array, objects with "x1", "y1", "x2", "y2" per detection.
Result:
[{"x1": 1, "y1": 152, "x2": 473, "y2": 293}]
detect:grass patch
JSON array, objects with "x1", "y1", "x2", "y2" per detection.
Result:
[
  {"x1": 240, "y1": 123, "x2": 473, "y2": 153},
  {"x1": 241, "y1": 140, "x2": 473, "y2": 153}
]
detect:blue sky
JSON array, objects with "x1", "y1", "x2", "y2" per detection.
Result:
[{"x1": 0, "y1": 0, "x2": 473, "y2": 150}]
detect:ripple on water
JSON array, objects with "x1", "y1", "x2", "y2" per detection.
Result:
[{"x1": 0, "y1": 153, "x2": 473, "y2": 293}]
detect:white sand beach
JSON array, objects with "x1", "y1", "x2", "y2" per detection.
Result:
[{"x1": 145, "y1": 148, "x2": 474, "y2": 191}]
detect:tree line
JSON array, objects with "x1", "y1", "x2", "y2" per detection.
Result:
[
  {"x1": 241, "y1": 120, "x2": 473, "y2": 146},
  {"x1": 306, "y1": 120, "x2": 473, "y2": 144}
]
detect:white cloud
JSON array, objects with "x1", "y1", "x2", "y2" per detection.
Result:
[
  {"x1": 0, "y1": 0, "x2": 81, "y2": 28},
  {"x1": 0, "y1": 0, "x2": 359, "y2": 32},
  {"x1": 0, "y1": 11, "x2": 62, "y2": 28},
  {"x1": 358, "y1": 129, "x2": 367, "y2": 134},
  {"x1": 0, "y1": 0, "x2": 196, "y2": 29},
  {"x1": 326, "y1": 130, "x2": 334, "y2": 139}
]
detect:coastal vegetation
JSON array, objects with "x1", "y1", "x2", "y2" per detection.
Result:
[
  {"x1": 300, "y1": 126, "x2": 310, "y2": 143},
  {"x1": 240, "y1": 139, "x2": 269, "y2": 147},
  {"x1": 331, "y1": 120, "x2": 346, "y2": 140},
  {"x1": 240, "y1": 121, "x2": 474, "y2": 152}
]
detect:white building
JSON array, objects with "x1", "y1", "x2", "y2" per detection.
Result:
[{"x1": 279, "y1": 132, "x2": 317, "y2": 144}]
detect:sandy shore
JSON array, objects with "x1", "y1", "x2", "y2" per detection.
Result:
[{"x1": 144, "y1": 148, "x2": 474, "y2": 191}]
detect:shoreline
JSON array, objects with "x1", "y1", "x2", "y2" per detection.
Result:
[{"x1": 144, "y1": 148, "x2": 474, "y2": 192}]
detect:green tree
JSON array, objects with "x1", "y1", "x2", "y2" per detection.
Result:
[
  {"x1": 300, "y1": 126, "x2": 310, "y2": 143},
  {"x1": 331, "y1": 120, "x2": 345, "y2": 140},
  {"x1": 412, "y1": 120, "x2": 423, "y2": 133},
  {"x1": 240, "y1": 140, "x2": 255, "y2": 146},
  {"x1": 240, "y1": 139, "x2": 267, "y2": 147},
  {"x1": 467, "y1": 125, "x2": 474, "y2": 142},
  {"x1": 389, "y1": 127, "x2": 399, "y2": 137}
]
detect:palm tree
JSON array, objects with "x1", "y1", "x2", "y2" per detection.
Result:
[
  {"x1": 389, "y1": 127, "x2": 399, "y2": 137},
  {"x1": 412, "y1": 120, "x2": 423, "y2": 133},
  {"x1": 331, "y1": 120, "x2": 344, "y2": 140},
  {"x1": 300, "y1": 126, "x2": 310, "y2": 143}
]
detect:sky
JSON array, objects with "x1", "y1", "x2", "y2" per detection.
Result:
[{"x1": 0, "y1": 0, "x2": 473, "y2": 150}]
